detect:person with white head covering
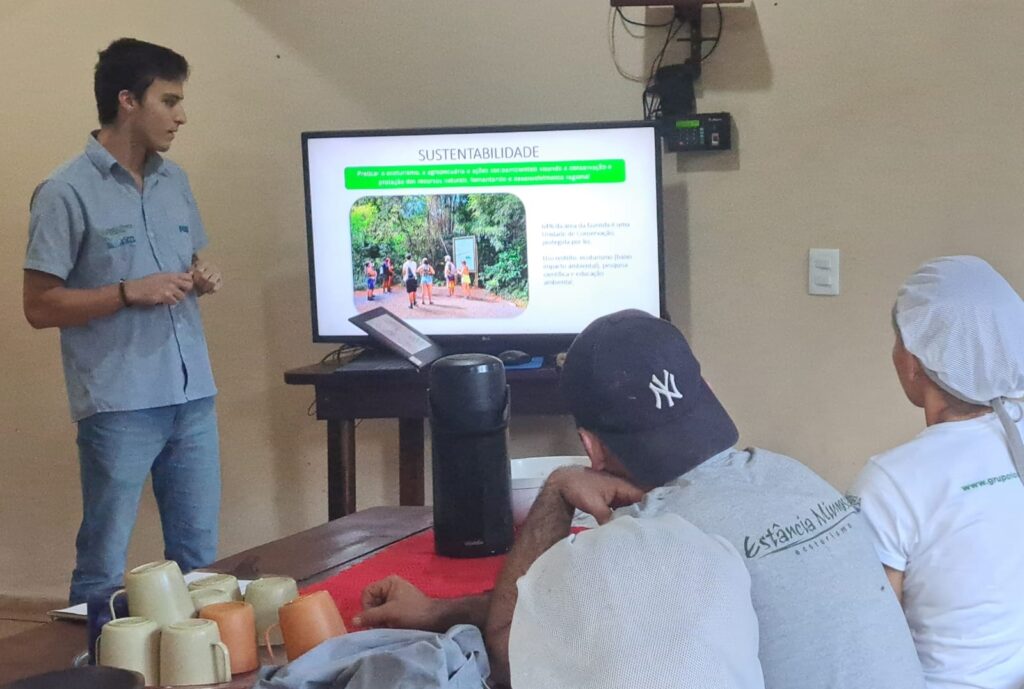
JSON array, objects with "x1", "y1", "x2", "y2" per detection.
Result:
[
  {"x1": 509, "y1": 513, "x2": 765, "y2": 689},
  {"x1": 850, "y1": 255, "x2": 1024, "y2": 689}
]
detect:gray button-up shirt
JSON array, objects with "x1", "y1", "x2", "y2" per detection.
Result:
[{"x1": 25, "y1": 134, "x2": 217, "y2": 421}]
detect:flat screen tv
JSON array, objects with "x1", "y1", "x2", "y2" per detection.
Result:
[{"x1": 302, "y1": 120, "x2": 665, "y2": 354}]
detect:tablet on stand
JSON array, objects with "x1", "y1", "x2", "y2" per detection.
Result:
[{"x1": 348, "y1": 307, "x2": 445, "y2": 369}]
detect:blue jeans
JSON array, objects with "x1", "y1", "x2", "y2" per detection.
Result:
[{"x1": 70, "y1": 397, "x2": 221, "y2": 605}]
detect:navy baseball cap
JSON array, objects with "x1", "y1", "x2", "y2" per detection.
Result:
[{"x1": 560, "y1": 310, "x2": 739, "y2": 486}]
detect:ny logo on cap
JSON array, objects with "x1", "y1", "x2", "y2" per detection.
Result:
[{"x1": 649, "y1": 369, "x2": 682, "y2": 409}]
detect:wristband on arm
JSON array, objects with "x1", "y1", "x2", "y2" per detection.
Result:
[{"x1": 118, "y1": 279, "x2": 131, "y2": 307}]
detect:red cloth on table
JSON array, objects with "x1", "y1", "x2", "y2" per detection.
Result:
[{"x1": 301, "y1": 529, "x2": 506, "y2": 630}]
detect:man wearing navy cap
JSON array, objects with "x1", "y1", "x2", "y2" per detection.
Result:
[{"x1": 360, "y1": 310, "x2": 925, "y2": 689}]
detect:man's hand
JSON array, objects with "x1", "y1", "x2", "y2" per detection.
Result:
[
  {"x1": 355, "y1": 575, "x2": 447, "y2": 632},
  {"x1": 545, "y1": 466, "x2": 646, "y2": 524},
  {"x1": 123, "y1": 272, "x2": 194, "y2": 306},
  {"x1": 191, "y1": 259, "x2": 223, "y2": 296}
]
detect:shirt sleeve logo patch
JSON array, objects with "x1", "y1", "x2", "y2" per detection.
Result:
[{"x1": 179, "y1": 224, "x2": 190, "y2": 233}]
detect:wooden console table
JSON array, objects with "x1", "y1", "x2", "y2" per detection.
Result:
[{"x1": 285, "y1": 351, "x2": 570, "y2": 520}]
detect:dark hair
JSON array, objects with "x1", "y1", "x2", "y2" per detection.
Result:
[{"x1": 94, "y1": 38, "x2": 189, "y2": 125}]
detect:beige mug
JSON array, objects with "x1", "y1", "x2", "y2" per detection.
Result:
[
  {"x1": 96, "y1": 616, "x2": 160, "y2": 686},
  {"x1": 200, "y1": 601, "x2": 258, "y2": 675},
  {"x1": 243, "y1": 576, "x2": 299, "y2": 645},
  {"x1": 190, "y1": 586, "x2": 235, "y2": 612},
  {"x1": 111, "y1": 560, "x2": 195, "y2": 627},
  {"x1": 188, "y1": 573, "x2": 242, "y2": 601},
  {"x1": 160, "y1": 618, "x2": 231, "y2": 686}
]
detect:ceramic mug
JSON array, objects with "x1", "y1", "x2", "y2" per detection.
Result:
[
  {"x1": 188, "y1": 573, "x2": 242, "y2": 601},
  {"x1": 244, "y1": 576, "x2": 299, "y2": 645},
  {"x1": 111, "y1": 560, "x2": 195, "y2": 627},
  {"x1": 159, "y1": 618, "x2": 231, "y2": 686},
  {"x1": 96, "y1": 616, "x2": 160, "y2": 686},
  {"x1": 87, "y1": 585, "x2": 129, "y2": 665},
  {"x1": 190, "y1": 586, "x2": 234, "y2": 612},
  {"x1": 199, "y1": 601, "x2": 258, "y2": 675},
  {"x1": 266, "y1": 590, "x2": 346, "y2": 662}
]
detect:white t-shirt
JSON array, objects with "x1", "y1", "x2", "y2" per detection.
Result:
[
  {"x1": 510, "y1": 514, "x2": 764, "y2": 689},
  {"x1": 850, "y1": 413, "x2": 1024, "y2": 689},
  {"x1": 401, "y1": 260, "x2": 418, "y2": 281}
]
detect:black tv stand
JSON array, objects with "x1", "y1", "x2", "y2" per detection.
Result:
[{"x1": 284, "y1": 355, "x2": 568, "y2": 520}]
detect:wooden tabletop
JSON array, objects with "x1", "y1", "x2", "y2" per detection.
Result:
[{"x1": 0, "y1": 506, "x2": 433, "y2": 688}]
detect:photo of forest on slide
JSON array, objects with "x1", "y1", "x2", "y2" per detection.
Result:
[{"x1": 350, "y1": 193, "x2": 528, "y2": 319}]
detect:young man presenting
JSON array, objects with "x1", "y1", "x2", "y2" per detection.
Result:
[{"x1": 23, "y1": 38, "x2": 223, "y2": 605}]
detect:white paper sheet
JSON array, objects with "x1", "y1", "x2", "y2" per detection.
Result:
[{"x1": 48, "y1": 571, "x2": 252, "y2": 621}]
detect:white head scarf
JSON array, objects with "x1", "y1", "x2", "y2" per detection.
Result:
[
  {"x1": 895, "y1": 255, "x2": 1024, "y2": 482},
  {"x1": 509, "y1": 514, "x2": 764, "y2": 689}
]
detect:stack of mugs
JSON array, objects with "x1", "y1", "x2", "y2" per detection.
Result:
[{"x1": 92, "y1": 560, "x2": 347, "y2": 686}]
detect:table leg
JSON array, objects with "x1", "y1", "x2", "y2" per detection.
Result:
[
  {"x1": 327, "y1": 418, "x2": 356, "y2": 519},
  {"x1": 398, "y1": 418, "x2": 425, "y2": 506}
]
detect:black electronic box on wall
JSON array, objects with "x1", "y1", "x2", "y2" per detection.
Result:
[{"x1": 661, "y1": 112, "x2": 732, "y2": 152}]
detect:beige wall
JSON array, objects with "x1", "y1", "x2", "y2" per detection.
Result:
[{"x1": 2, "y1": 0, "x2": 1022, "y2": 600}]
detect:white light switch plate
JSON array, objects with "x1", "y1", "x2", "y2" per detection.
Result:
[{"x1": 808, "y1": 248, "x2": 840, "y2": 296}]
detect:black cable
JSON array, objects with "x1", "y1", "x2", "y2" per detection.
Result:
[
  {"x1": 320, "y1": 347, "x2": 343, "y2": 365},
  {"x1": 319, "y1": 344, "x2": 365, "y2": 366},
  {"x1": 635, "y1": 4, "x2": 721, "y2": 121},
  {"x1": 642, "y1": 15, "x2": 684, "y2": 120},
  {"x1": 643, "y1": 82, "x2": 662, "y2": 121},
  {"x1": 651, "y1": 18, "x2": 682, "y2": 81},
  {"x1": 699, "y1": 3, "x2": 724, "y2": 62},
  {"x1": 615, "y1": 7, "x2": 674, "y2": 29}
]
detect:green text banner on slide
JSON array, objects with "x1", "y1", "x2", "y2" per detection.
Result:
[{"x1": 344, "y1": 160, "x2": 626, "y2": 190}]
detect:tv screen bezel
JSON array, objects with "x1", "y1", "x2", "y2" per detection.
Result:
[{"x1": 301, "y1": 120, "x2": 666, "y2": 355}]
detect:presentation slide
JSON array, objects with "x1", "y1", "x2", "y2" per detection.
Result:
[{"x1": 304, "y1": 124, "x2": 661, "y2": 339}]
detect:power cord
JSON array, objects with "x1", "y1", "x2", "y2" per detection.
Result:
[
  {"x1": 319, "y1": 344, "x2": 365, "y2": 367},
  {"x1": 643, "y1": 17, "x2": 685, "y2": 119},
  {"x1": 608, "y1": 7, "x2": 647, "y2": 82},
  {"x1": 615, "y1": 7, "x2": 673, "y2": 29}
]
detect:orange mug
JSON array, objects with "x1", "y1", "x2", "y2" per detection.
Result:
[
  {"x1": 199, "y1": 601, "x2": 258, "y2": 675},
  {"x1": 266, "y1": 591, "x2": 346, "y2": 661}
]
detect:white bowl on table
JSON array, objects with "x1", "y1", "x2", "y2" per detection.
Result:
[{"x1": 510, "y1": 455, "x2": 590, "y2": 525}]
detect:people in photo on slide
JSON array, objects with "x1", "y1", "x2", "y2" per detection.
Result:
[
  {"x1": 402, "y1": 253, "x2": 419, "y2": 309},
  {"x1": 380, "y1": 256, "x2": 393, "y2": 293},
  {"x1": 444, "y1": 254, "x2": 456, "y2": 297},
  {"x1": 460, "y1": 258, "x2": 472, "y2": 299},
  {"x1": 418, "y1": 257, "x2": 435, "y2": 305},
  {"x1": 364, "y1": 260, "x2": 376, "y2": 301}
]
